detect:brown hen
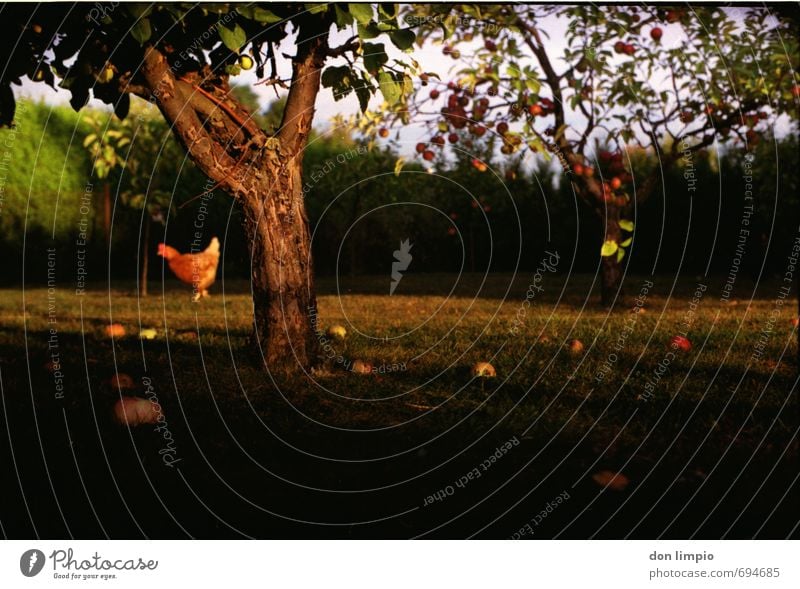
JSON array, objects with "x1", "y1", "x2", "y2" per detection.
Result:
[{"x1": 157, "y1": 237, "x2": 220, "y2": 301}]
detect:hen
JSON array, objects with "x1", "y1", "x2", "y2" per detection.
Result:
[{"x1": 157, "y1": 237, "x2": 220, "y2": 301}]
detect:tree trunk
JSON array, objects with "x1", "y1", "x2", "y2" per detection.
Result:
[
  {"x1": 601, "y1": 205, "x2": 623, "y2": 307},
  {"x1": 136, "y1": 22, "x2": 329, "y2": 372},
  {"x1": 241, "y1": 162, "x2": 319, "y2": 371},
  {"x1": 103, "y1": 182, "x2": 111, "y2": 246},
  {"x1": 139, "y1": 214, "x2": 150, "y2": 297}
]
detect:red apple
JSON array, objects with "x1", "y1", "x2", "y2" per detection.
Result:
[
  {"x1": 568, "y1": 339, "x2": 584, "y2": 354},
  {"x1": 484, "y1": 40, "x2": 497, "y2": 52},
  {"x1": 415, "y1": 142, "x2": 426, "y2": 153},
  {"x1": 670, "y1": 335, "x2": 692, "y2": 352},
  {"x1": 623, "y1": 43, "x2": 635, "y2": 56},
  {"x1": 497, "y1": 121, "x2": 509, "y2": 135},
  {"x1": 378, "y1": 127, "x2": 389, "y2": 138},
  {"x1": 105, "y1": 323, "x2": 126, "y2": 338},
  {"x1": 573, "y1": 163, "x2": 585, "y2": 176},
  {"x1": 448, "y1": 133, "x2": 459, "y2": 144},
  {"x1": 614, "y1": 41, "x2": 626, "y2": 54},
  {"x1": 610, "y1": 177, "x2": 622, "y2": 190},
  {"x1": 423, "y1": 150, "x2": 435, "y2": 161},
  {"x1": 471, "y1": 158, "x2": 488, "y2": 172},
  {"x1": 650, "y1": 27, "x2": 663, "y2": 41},
  {"x1": 528, "y1": 104, "x2": 543, "y2": 116},
  {"x1": 430, "y1": 89, "x2": 440, "y2": 99}
]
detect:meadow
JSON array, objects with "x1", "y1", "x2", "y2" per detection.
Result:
[{"x1": 1, "y1": 273, "x2": 797, "y2": 538}]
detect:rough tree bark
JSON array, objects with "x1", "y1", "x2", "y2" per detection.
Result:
[
  {"x1": 133, "y1": 19, "x2": 328, "y2": 370},
  {"x1": 139, "y1": 214, "x2": 150, "y2": 298}
]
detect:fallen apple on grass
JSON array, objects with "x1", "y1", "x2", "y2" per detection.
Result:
[
  {"x1": 113, "y1": 397, "x2": 161, "y2": 427},
  {"x1": 670, "y1": 335, "x2": 692, "y2": 352},
  {"x1": 139, "y1": 328, "x2": 157, "y2": 340},
  {"x1": 327, "y1": 325, "x2": 347, "y2": 340},
  {"x1": 567, "y1": 339, "x2": 584, "y2": 354},
  {"x1": 105, "y1": 323, "x2": 126, "y2": 337},
  {"x1": 471, "y1": 362, "x2": 496, "y2": 378},
  {"x1": 592, "y1": 470, "x2": 630, "y2": 491},
  {"x1": 351, "y1": 359, "x2": 373, "y2": 374}
]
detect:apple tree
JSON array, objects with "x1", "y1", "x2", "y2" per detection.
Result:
[
  {"x1": 0, "y1": 3, "x2": 419, "y2": 370},
  {"x1": 393, "y1": 5, "x2": 799, "y2": 305}
]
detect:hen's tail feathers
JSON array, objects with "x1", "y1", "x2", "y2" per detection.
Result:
[{"x1": 205, "y1": 237, "x2": 220, "y2": 256}]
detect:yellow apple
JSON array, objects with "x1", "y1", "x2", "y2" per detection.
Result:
[
  {"x1": 139, "y1": 328, "x2": 157, "y2": 340},
  {"x1": 327, "y1": 325, "x2": 347, "y2": 340}
]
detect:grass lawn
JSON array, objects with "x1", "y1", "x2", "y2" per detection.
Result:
[{"x1": 1, "y1": 273, "x2": 797, "y2": 538}]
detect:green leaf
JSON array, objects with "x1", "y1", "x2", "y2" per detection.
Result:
[
  {"x1": 307, "y1": 4, "x2": 329, "y2": 15},
  {"x1": 126, "y1": 4, "x2": 151, "y2": 19},
  {"x1": 389, "y1": 28, "x2": 416, "y2": 51},
  {"x1": 616, "y1": 248, "x2": 626, "y2": 263},
  {"x1": 218, "y1": 23, "x2": 247, "y2": 53},
  {"x1": 321, "y1": 66, "x2": 345, "y2": 88},
  {"x1": 334, "y1": 5, "x2": 353, "y2": 29},
  {"x1": 601, "y1": 240, "x2": 619, "y2": 257},
  {"x1": 322, "y1": 66, "x2": 356, "y2": 101},
  {"x1": 238, "y1": 6, "x2": 283, "y2": 24},
  {"x1": 620, "y1": 237, "x2": 632, "y2": 248},
  {"x1": 378, "y1": 4, "x2": 397, "y2": 18},
  {"x1": 349, "y1": 3, "x2": 373, "y2": 25},
  {"x1": 354, "y1": 84, "x2": 371, "y2": 112},
  {"x1": 362, "y1": 43, "x2": 388, "y2": 74},
  {"x1": 378, "y1": 72, "x2": 401, "y2": 105},
  {"x1": 253, "y1": 6, "x2": 283, "y2": 24},
  {"x1": 619, "y1": 219, "x2": 635, "y2": 232},
  {"x1": 82, "y1": 134, "x2": 97, "y2": 148},
  {"x1": 357, "y1": 22, "x2": 381, "y2": 39},
  {"x1": 130, "y1": 17, "x2": 152, "y2": 45},
  {"x1": 525, "y1": 78, "x2": 541, "y2": 93}
]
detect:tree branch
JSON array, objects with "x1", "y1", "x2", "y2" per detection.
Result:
[
  {"x1": 140, "y1": 46, "x2": 243, "y2": 197},
  {"x1": 278, "y1": 17, "x2": 330, "y2": 155}
]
